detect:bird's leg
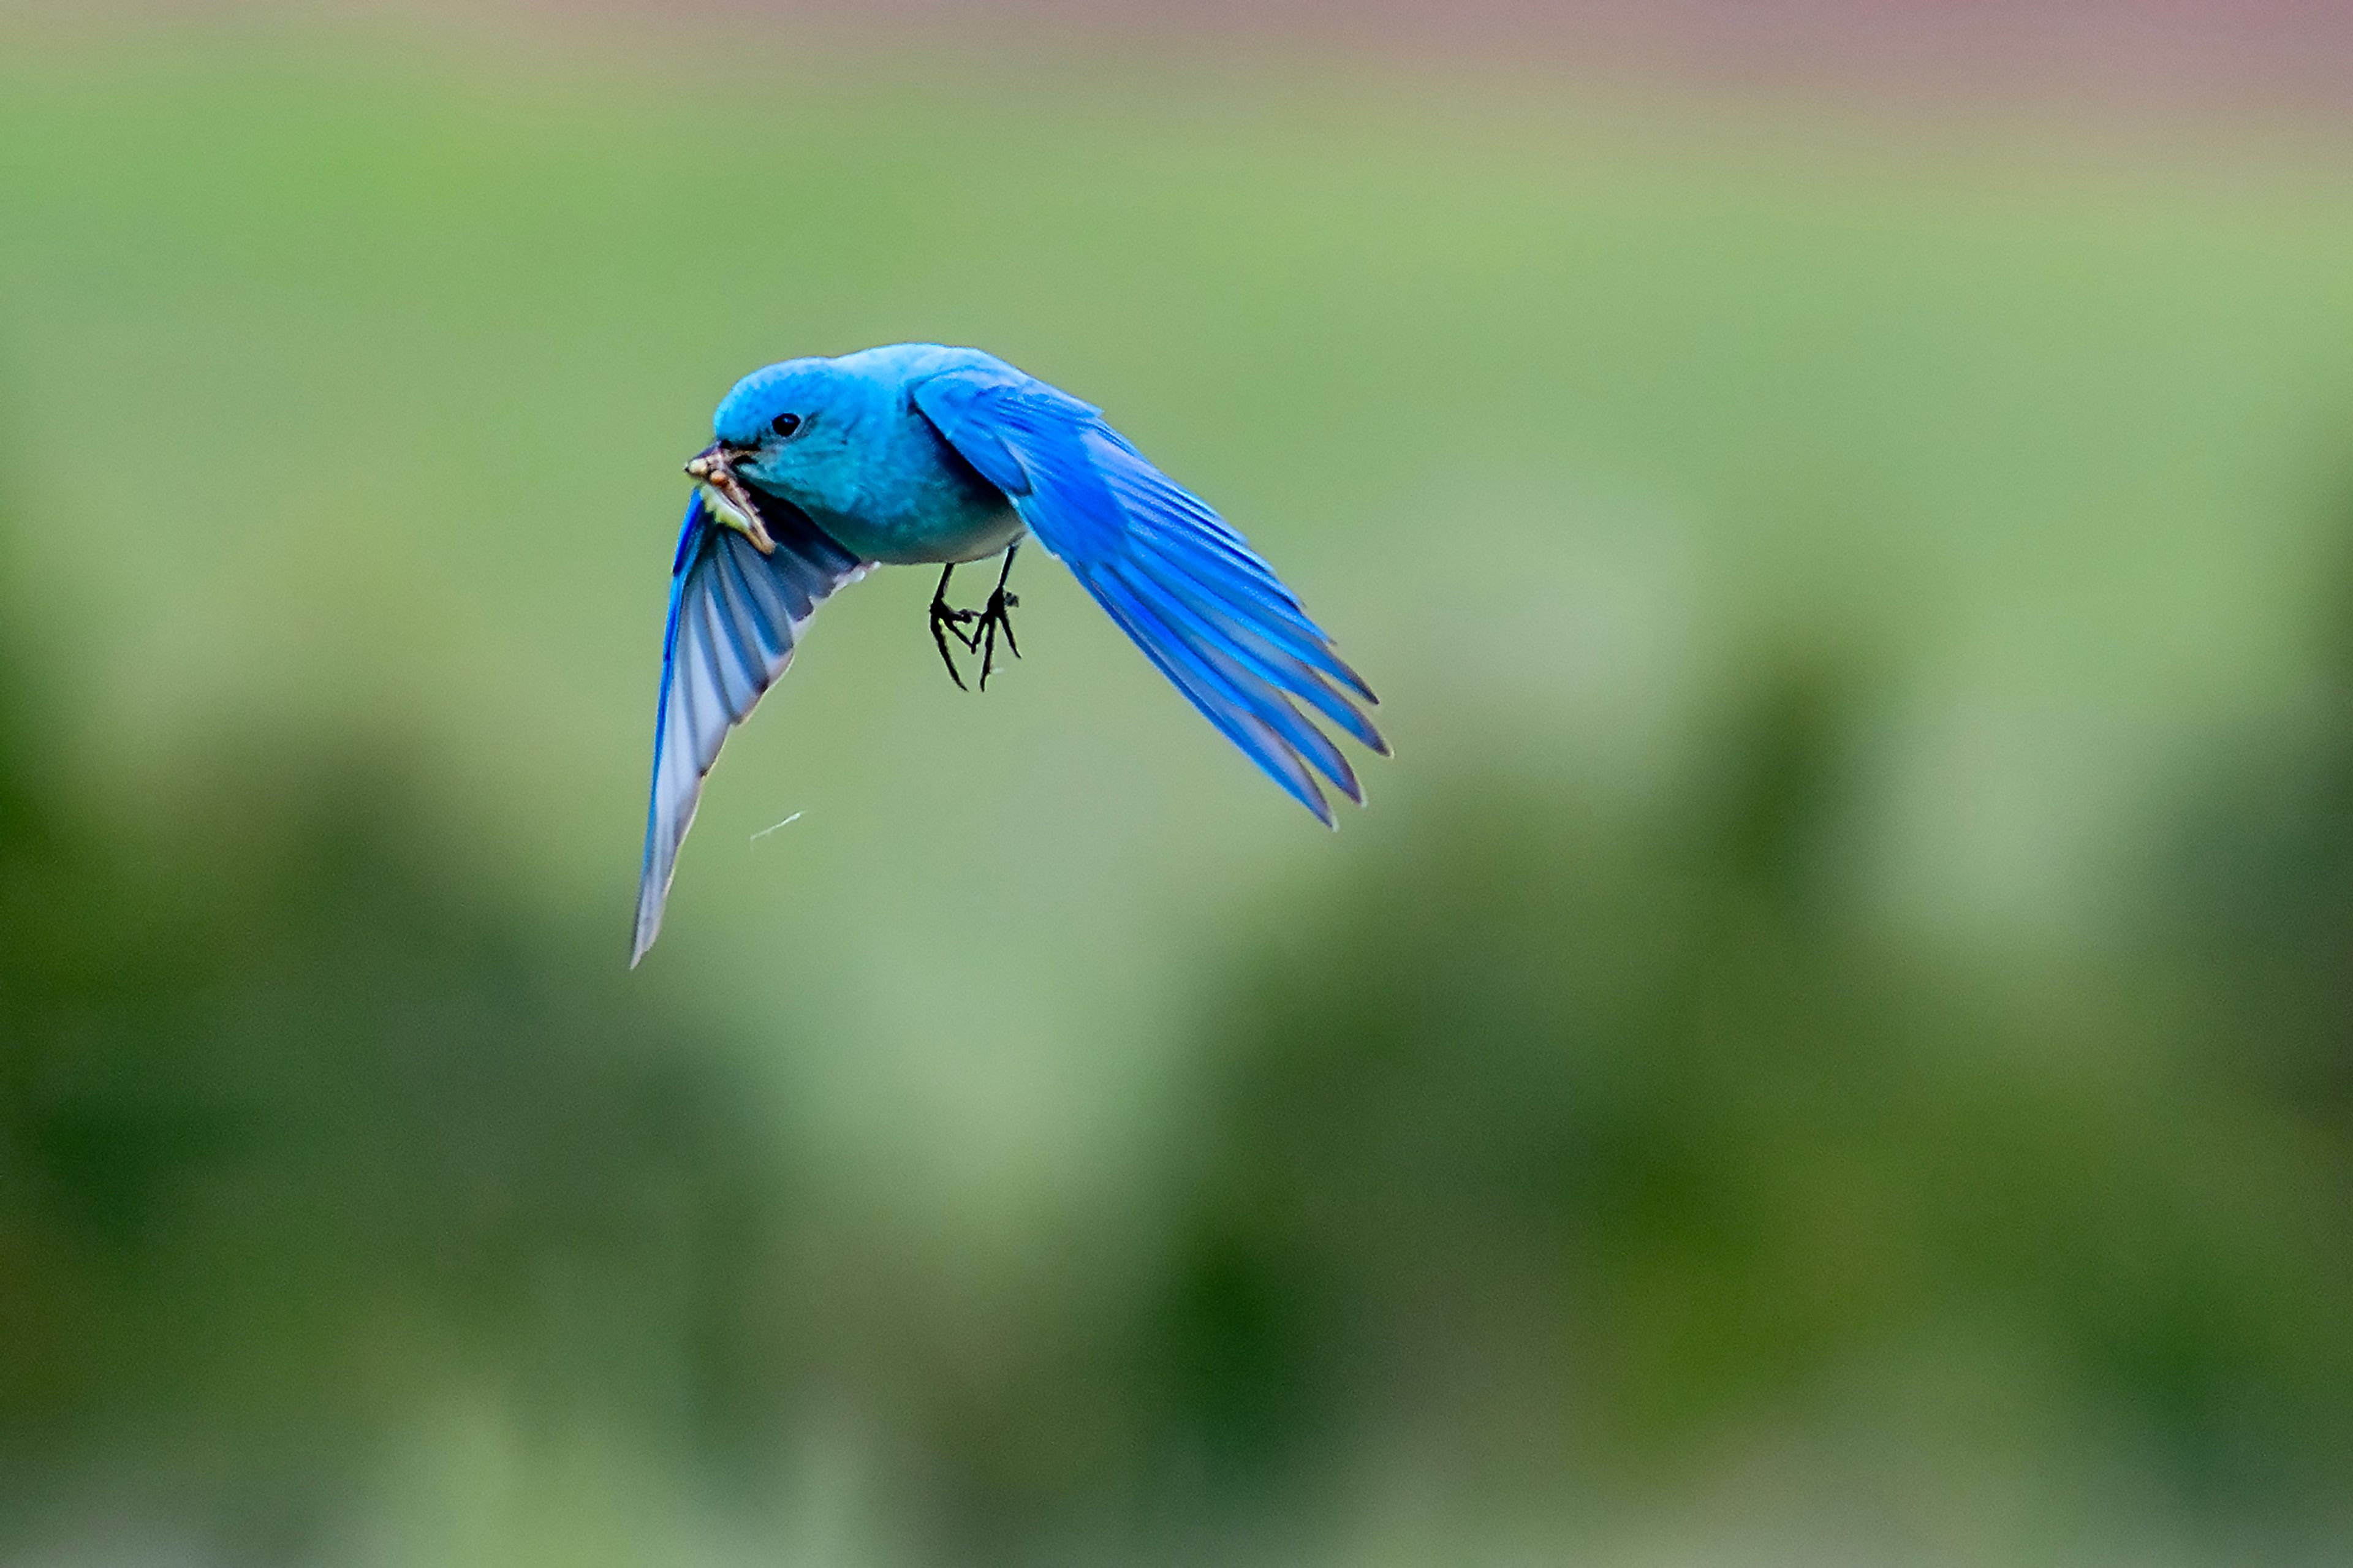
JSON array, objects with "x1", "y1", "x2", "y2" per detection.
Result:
[
  {"x1": 974, "y1": 543, "x2": 1023, "y2": 691},
  {"x1": 928, "y1": 563, "x2": 979, "y2": 690}
]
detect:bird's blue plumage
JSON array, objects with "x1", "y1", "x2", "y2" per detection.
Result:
[
  {"x1": 909, "y1": 366, "x2": 1385, "y2": 820},
  {"x1": 632, "y1": 344, "x2": 1385, "y2": 963},
  {"x1": 634, "y1": 490, "x2": 865, "y2": 964}
]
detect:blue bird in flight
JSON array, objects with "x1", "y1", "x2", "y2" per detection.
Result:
[{"x1": 633, "y1": 343, "x2": 1387, "y2": 964}]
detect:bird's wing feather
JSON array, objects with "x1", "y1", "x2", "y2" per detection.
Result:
[
  {"x1": 911, "y1": 368, "x2": 1384, "y2": 825},
  {"x1": 634, "y1": 491, "x2": 868, "y2": 965}
]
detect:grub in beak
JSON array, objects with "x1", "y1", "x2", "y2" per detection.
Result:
[{"x1": 684, "y1": 444, "x2": 777, "y2": 555}]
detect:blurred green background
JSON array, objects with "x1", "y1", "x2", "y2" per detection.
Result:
[{"x1": 4, "y1": 6, "x2": 2353, "y2": 1564}]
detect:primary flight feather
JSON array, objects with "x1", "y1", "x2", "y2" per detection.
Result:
[{"x1": 634, "y1": 343, "x2": 1387, "y2": 965}]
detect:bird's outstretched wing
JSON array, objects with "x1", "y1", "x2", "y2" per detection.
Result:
[
  {"x1": 634, "y1": 491, "x2": 868, "y2": 965},
  {"x1": 912, "y1": 366, "x2": 1385, "y2": 824}
]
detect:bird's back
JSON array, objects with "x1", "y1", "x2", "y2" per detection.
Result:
[{"x1": 839, "y1": 341, "x2": 1019, "y2": 387}]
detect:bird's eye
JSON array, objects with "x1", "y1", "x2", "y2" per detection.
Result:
[{"x1": 771, "y1": 412, "x2": 802, "y2": 438}]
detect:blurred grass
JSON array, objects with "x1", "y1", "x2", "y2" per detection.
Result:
[{"x1": 4, "y1": 13, "x2": 2353, "y2": 1566}]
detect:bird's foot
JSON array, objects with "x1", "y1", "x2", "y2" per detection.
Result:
[
  {"x1": 974, "y1": 587, "x2": 1021, "y2": 691},
  {"x1": 929, "y1": 594, "x2": 980, "y2": 690}
]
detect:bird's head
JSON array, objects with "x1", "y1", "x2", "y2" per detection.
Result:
[{"x1": 684, "y1": 358, "x2": 862, "y2": 554}]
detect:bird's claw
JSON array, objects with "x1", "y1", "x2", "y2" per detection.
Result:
[
  {"x1": 929, "y1": 596, "x2": 979, "y2": 690},
  {"x1": 927, "y1": 548, "x2": 1021, "y2": 692},
  {"x1": 975, "y1": 589, "x2": 1021, "y2": 691},
  {"x1": 932, "y1": 602, "x2": 979, "y2": 648}
]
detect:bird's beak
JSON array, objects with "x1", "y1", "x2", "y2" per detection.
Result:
[{"x1": 684, "y1": 442, "x2": 777, "y2": 555}]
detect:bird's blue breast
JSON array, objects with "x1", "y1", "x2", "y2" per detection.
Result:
[{"x1": 817, "y1": 407, "x2": 1025, "y2": 566}]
